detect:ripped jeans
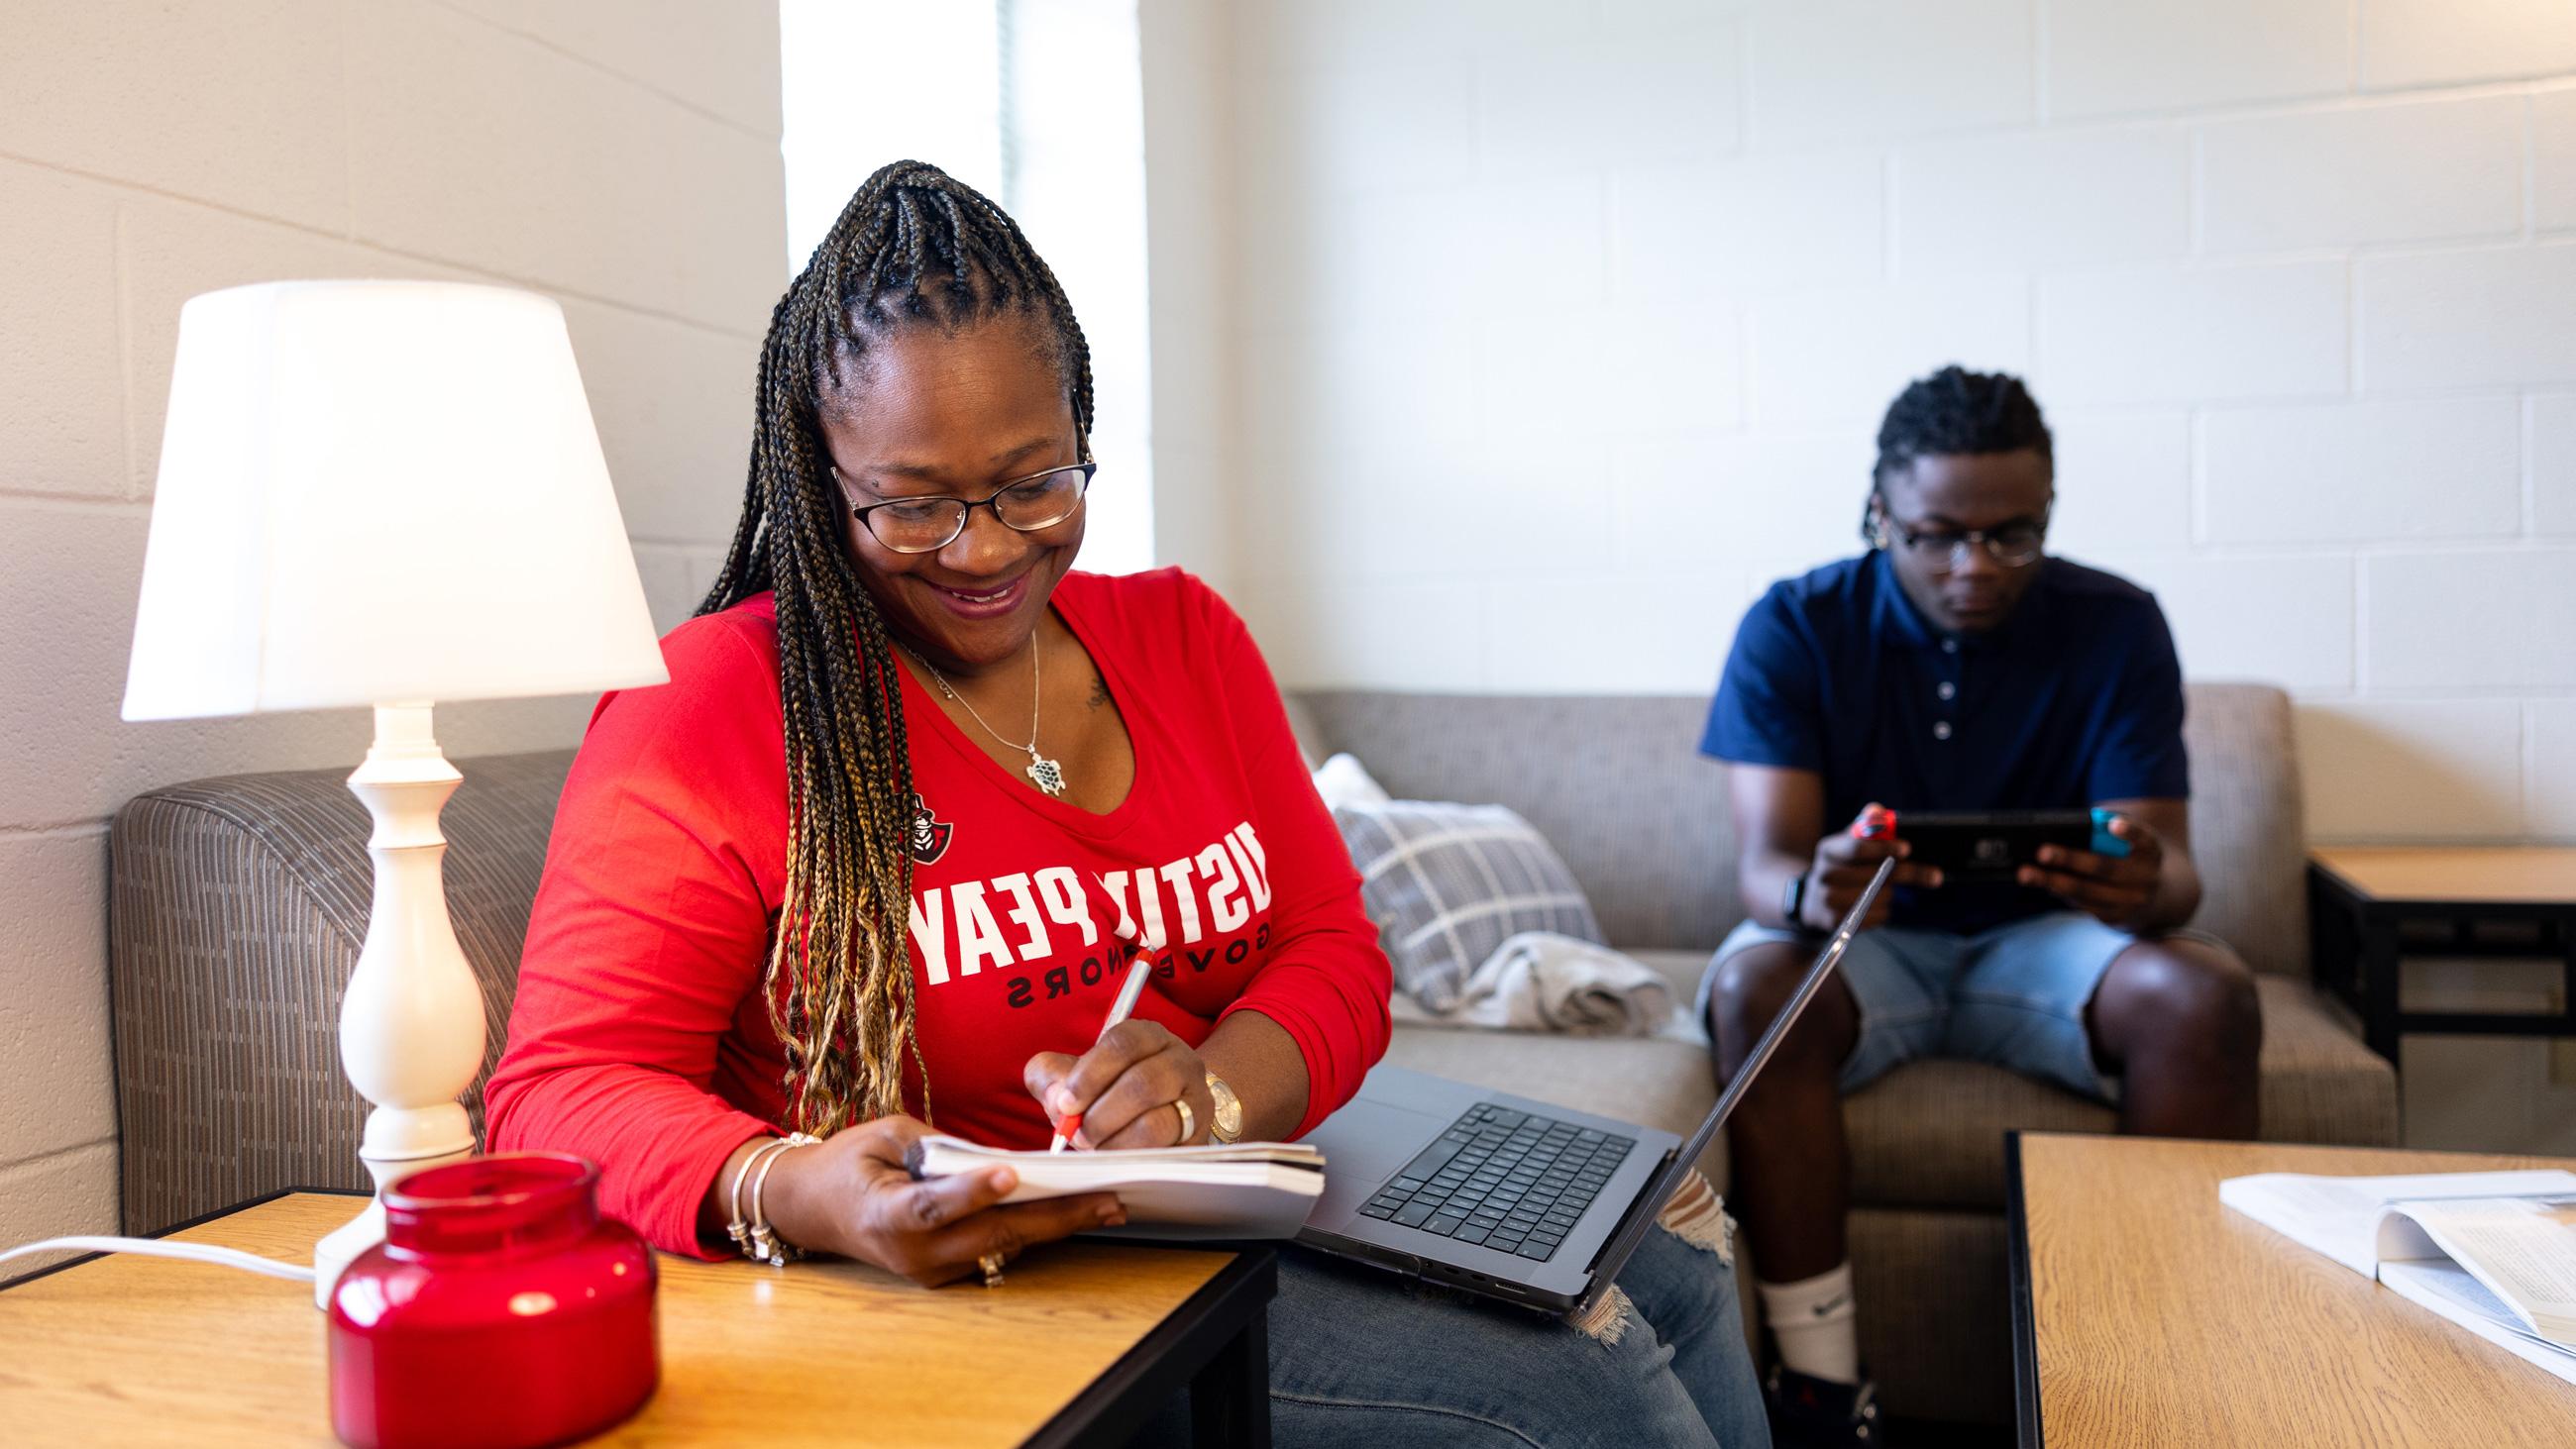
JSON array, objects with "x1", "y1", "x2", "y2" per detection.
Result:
[{"x1": 1135, "y1": 1179, "x2": 1770, "y2": 1448}]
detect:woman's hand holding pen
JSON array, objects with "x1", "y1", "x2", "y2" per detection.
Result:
[
  {"x1": 1023, "y1": 1020, "x2": 1216, "y2": 1150},
  {"x1": 1024, "y1": 880, "x2": 1214, "y2": 1152},
  {"x1": 757, "y1": 1116, "x2": 1124, "y2": 1287}
]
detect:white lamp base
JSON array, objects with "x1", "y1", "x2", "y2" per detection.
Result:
[{"x1": 312, "y1": 702, "x2": 488, "y2": 1307}]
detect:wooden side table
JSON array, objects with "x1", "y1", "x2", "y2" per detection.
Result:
[
  {"x1": 2307, "y1": 845, "x2": 2576, "y2": 1065},
  {"x1": 2005, "y1": 1132, "x2": 2576, "y2": 1448},
  {"x1": 0, "y1": 1190, "x2": 1275, "y2": 1447}
]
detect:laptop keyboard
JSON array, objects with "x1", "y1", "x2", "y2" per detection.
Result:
[{"x1": 1357, "y1": 1103, "x2": 1636, "y2": 1263}]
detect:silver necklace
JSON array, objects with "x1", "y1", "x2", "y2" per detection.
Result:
[{"x1": 905, "y1": 643, "x2": 1068, "y2": 798}]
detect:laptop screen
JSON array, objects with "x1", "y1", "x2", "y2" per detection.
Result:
[{"x1": 1581, "y1": 855, "x2": 1900, "y2": 1281}]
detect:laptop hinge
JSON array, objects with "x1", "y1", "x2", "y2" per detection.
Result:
[{"x1": 1584, "y1": 1147, "x2": 1679, "y2": 1277}]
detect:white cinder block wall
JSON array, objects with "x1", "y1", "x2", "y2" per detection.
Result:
[
  {"x1": 0, "y1": 1, "x2": 785, "y2": 1267},
  {"x1": 1207, "y1": 0, "x2": 2576, "y2": 848}
]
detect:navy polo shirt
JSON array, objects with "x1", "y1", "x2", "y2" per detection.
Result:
[{"x1": 1702, "y1": 552, "x2": 2189, "y2": 933}]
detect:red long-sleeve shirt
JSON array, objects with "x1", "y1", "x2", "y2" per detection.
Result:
[{"x1": 484, "y1": 568, "x2": 1391, "y2": 1256}]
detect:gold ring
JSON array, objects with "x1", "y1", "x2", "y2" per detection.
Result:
[
  {"x1": 978, "y1": 1251, "x2": 1006, "y2": 1288},
  {"x1": 1172, "y1": 1096, "x2": 1196, "y2": 1143}
]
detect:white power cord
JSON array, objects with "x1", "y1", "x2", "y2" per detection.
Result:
[{"x1": 1, "y1": 1235, "x2": 316, "y2": 1283}]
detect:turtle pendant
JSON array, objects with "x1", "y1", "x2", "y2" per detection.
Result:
[{"x1": 1026, "y1": 753, "x2": 1068, "y2": 798}]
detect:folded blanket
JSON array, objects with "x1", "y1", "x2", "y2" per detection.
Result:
[{"x1": 1390, "y1": 930, "x2": 1683, "y2": 1038}]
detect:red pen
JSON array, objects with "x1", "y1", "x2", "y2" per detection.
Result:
[{"x1": 1049, "y1": 942, "x2": 1156, "y2": 1152}]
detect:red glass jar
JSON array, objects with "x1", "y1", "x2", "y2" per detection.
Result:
[{"x1": 327, "y1": 1153, "x2": 658, "y2": 1449}]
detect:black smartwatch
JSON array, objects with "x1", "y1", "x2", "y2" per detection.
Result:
[{"x1": 1780, "y1": 870, "x2": 1810, "y2": 930}]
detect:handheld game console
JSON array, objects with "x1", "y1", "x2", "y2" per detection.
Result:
[{"x1": 1854, "y1": 806, "x2": 2129, "y2": 885}]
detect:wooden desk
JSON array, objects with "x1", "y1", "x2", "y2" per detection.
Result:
[
  {"x1": 2308, "y1": 845, "x2": 2576, "y2": 1063},
  {"x1": 2006, "y1": 1134, "x2": 2576, "y2": 1448},
  {"x1": 0, "y1": 1191, "x2": 1274, "y2": 1447},
  {"x1": 2310, "y1": 847, "x2": 2576, "y2": 907}
]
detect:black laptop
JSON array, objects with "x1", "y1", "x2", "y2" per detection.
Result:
[{"x1": 1298, "y1": 860, "x2": 1894, "y2": 1316}]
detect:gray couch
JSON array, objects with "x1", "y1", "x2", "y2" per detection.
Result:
[{"x1": 108, "y1": 682, "x2": 2397, "y2": 1426}]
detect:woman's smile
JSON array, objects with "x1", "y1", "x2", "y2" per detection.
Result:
[{"x1": 917, "y1": 569, "x2": 1032, "y2": 621}]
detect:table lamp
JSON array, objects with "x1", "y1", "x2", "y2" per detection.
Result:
[{"x1": 121, "y1": 280, "x2": 670, "y2": 1304}]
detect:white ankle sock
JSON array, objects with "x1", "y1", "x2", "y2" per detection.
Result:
[{"x1": 1759, "y1": 1262, "x2": 1860, "y2": 1386}]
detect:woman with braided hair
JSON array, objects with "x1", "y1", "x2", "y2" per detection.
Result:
[{"x1": 485, "y1": 160, "x2": 1766, "y2": 1446}]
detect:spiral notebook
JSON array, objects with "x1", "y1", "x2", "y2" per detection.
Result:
[{"x1": 905, "y1": 1135, "x2": 1326, "y2": 1241}]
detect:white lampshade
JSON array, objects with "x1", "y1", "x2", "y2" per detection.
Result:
[{"x1": 124, "y1": 280, "x2": 669, "y2": 720}]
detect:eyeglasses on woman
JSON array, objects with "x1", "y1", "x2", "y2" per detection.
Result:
[{"x1": 831, "y1": 457, "x2": 1096, "y2": 555}]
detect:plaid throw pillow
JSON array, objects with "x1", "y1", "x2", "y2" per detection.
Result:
[{"x1": 1333, "y1": 799, "x2": 1606, "y2": 1012}]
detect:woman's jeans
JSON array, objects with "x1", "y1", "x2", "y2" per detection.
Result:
[{"x1": 1139, "y1": 1209, "x2": 1771, "y2": 1447}]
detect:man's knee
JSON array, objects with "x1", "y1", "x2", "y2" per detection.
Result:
[
  {"x1": 2100, "y1": 937, "x2": 2262, "y2": 1063},
  {"x1": 1708, "y1": 941, "x2": 1812, "y2": 1040},
  {"x1": 1708, "y1": 940, "x2": 1850, "y2": 1072}
]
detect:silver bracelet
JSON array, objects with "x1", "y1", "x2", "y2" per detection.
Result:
[
  {"x1": 736, "y1": 1132, "x2": 821, "y2": 1267},
  {"x1": 724, "y1": 1138, "x2": 790, "y2": 1259},
  {"x1": 721, "y1": 1137, "x2": 799, "y2": 1266},
  {"x1": 723, "y1": 1140, "x2": 776, "y2": 1252}
]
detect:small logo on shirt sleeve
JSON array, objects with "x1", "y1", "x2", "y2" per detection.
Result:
[{"x1": 909, "y1": 793, "x2": 955, "y2": 866}]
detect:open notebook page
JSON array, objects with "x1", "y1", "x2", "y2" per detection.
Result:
[{"x1": 908, "y1": 1135, "x2": 1326, "y2": 1241}]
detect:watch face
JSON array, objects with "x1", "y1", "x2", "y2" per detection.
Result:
[{"x1": 1208, "y1": 1074, "x2": 1244, "y2": 1139}]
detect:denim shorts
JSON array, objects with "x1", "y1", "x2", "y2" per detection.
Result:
[{"x1": 1699, "y1": 910, "x2": 2157, "y2": 1103}]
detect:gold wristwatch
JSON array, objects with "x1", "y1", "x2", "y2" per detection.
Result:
[{"x1": 1205, "y1": 1072, "x2": 1245, "y2": 1144}]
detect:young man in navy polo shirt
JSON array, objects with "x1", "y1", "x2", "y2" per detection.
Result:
[{"x1": 1702, "y1": 365, "x2": 2262, "y2": 1444}]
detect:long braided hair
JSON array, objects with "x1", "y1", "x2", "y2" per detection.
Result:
[{"x1": 698, "y1": 160, "x2": 1096, "y2": 1134}]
